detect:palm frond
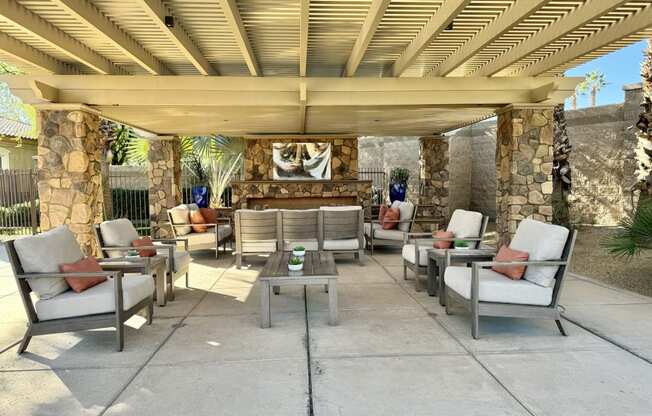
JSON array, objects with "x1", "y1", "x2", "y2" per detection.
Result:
[{"x1": 604, "y1": 199, "x2": 652, "y2": 257}]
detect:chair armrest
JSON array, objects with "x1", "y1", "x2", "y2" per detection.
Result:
[
  {"x1": 405, "y1": 232, "x2": 435, "y2": 238},
  {"x1": 16, "y1": 271, "x2": 121, "y2": 279},
  {"x1": 473, "y1": 260, "x2": 567, "y2": 268}
]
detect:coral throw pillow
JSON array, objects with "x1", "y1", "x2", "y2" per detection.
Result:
[
  {"x1": 433, "y1": 231, "x2": 454, "y2": 249},
  {"x1": 59, "y1": 257, "x2": 106, "y2": 293},
  {"x1": 492, "y1": 245, "x2": 529, "y2": 280},
  {"x1": 132, "y1": 236, "x2": 157, "y2": 257},
  {"x1": 378, "y1": 205, "x2": 388, "y2": 227},
  {"x1": 382, "y1": 208, "x2": 400, "y2": 230},
  {"x1": 190, "y1": 210, "x2": 208, "y2": 233},
  {"x1": 199, "y1": 207, "x2": 217, "y2": 225}
]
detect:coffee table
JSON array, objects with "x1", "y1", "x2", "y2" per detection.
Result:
[
  {"x1": 427, "y1": 245, "x2": 496, "y2": 304},
  {"x1": 258, "y1": 251, "x2": 338, "y2": 328},
  {"x1": 98, "y1": 256, "x2": 169, "y2": 306}
]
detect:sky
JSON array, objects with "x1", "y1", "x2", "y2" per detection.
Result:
[{"x1": 565, "y1": 39, "x2": 648, "y2": 108}]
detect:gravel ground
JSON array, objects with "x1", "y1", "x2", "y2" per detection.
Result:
[{"x1": 571, "y1": 226, "x2": 652, "y2": 297}]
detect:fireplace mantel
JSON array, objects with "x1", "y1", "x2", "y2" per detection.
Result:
[{"x1": 231, "y1": 180, "x2": 372, "y2": 210}]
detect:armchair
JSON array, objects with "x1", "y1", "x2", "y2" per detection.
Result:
[
  {"x1": 319, "y1": 206, "x2": 365, "y2": 265},
  {"x1": 443, "y1": 219, "x2": 577, "y2": 339},
  {"x1": 364, "y1": 200, "x2": 417, "y2": 255},
  {"x1": 167, "y1": 203, "x2": 233, "y2": 259},
  {"x1": 5, "y1": 225, "x2": 154, "y2": 353},
  {"x1": 234, "y1": 209, "x2": 279, "y2": 268},
  {"x1": 402, "y1": 210, "x2": 489, "y2": 291}
]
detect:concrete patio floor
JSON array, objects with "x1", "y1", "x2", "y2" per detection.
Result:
[{"x1": 1, "y1": 248, "x2": 651, "y2": 416}]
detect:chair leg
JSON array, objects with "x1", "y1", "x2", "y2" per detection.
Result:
[
  {"x1": 273, "y1": 286, "x2": 280, "y2": 295},
  {"x1": 116, "y1": 322, "x2": 124, "y2": 352},
  {"x1": 236, "y1": 253, "x2": 242, "y2": 269},
  {"x1": 185, "y1": 271, "x2": 189, "y2": 288},
  {"x1": 357, "y1": 249, "x2": 364, "y2": 266},
  {"x1": 403, "y1": 262, "x2": 408, "y2": 280},
  {"x1": 471, "y1": 309, "x2": 480, "y2": 340},
  {"x1": 168, "y1": 272, "x2": 176, "y2": 301},
  {"x1": 555, "y1": 319, "x2": 567, "y2": 336},
  {"x1": 146, "y1": 301, "x2": 153, "y2": 325},
  {"x1": 16, "y1": 330, "x2": 31, "y2": 354}
]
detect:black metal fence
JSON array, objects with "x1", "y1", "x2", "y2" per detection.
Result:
[
  {"x1": 358, "y1": 168, "x2": 386, "y2": 205},
  {"x1": 0, "y1": 169, "x2": 38, "y2": 238}
]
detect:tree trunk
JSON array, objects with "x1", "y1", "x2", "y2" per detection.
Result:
[
  {"x1": 552, "y1": 103, "x2": 572, "y2": 227},
  {"x1": 634, "y1": 38, "x2": 652, "y2": 208},
  {"x1": 591, "y1": 87, "x2": 597, "y2": 107},
  {"x1": 571, "y1": 94, "x2": 577, "y2": 110}
]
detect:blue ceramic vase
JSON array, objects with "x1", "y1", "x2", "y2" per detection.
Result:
[
  {"x1": 191, "y1": 185, "x2": 209, "y2": 208},
  {"x1": 389, "y1": 182, "x2": 407, "y2": 203}
]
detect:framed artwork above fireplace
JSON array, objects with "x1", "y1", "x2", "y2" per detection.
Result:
[{"x1": 272, "y1": 142, "x2": 331, "y2": 180}]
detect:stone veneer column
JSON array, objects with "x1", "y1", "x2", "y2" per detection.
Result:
[
  {"x1": 418, "y1": 135, "x2": 449, "y2": 231},
  {"x1": 148, "y1": 138, "x2": 181, "y2": 238},
  {"x1": 496, "y1": 105, "x2": 554, "y2": 246},
  {"x1": 37, "y1": 107, "x2": 105, "y2": 255}
]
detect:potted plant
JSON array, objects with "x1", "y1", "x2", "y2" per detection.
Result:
[
  {"x1": 389, "y1": 167, "x2": 410, "y2": 202},
  {"x1": 454, "y1": 240, "x2": 470, "y2": 250},
  {"x1": 288, "y1": 256, "x2": 304, "y2": 271},
  {"x1": 292, "y1": 245, "x2": 306, "y2": 257}
]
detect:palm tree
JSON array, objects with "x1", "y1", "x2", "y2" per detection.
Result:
[
  {"x1": 552, "y1": 103, "x2": 571, "y2": 227},
  {"x1": 633, "y1": 38, "x2": 652, "y2": 201},
  {"x1": 584, "y1": 70, "x2": 608, "y2": 107},
  {"x1": 605, "y1": 199, "x2": 652, "y2": 257},
  {"x1": 572, "y1": 80, "x2": 589, "y2": 109}
]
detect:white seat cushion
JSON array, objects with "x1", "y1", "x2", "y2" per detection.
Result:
[
  {"x1": 323, "y1": 238, "x2": 359, "y2": 250},
  {"x1": 34, "y1": 274, "x2": 154, "y2": 321},
  {"x1": 157, "y1": 250, "x2": 191, "y2": 273},
  {"x1": 283, "y1": 239, "x2": 319, "y2": 251},
  {"x1": 169, "y1": 204, "x2": 192, "y2": 235},
  {"x1": 100, "y1": 218, "x2": 140, "y2": 258},
  {"x1": 242, "y1": 239, "x2": 277, "y2": 253},
  {"x1": 447, "y1": 209, "x2": 483, "y2": 238},
  {"x1": 320, "y1": 205, "x2": 362, "y2": 211},
  {"x1": 402, "y1": 244, "x2": 430, "y2": 266},
  {"x1": 185, "y1": 231, "x2": 216, "y2": 247},
  {"x1": 374, "y1": 228, "x2": 405, "y2": 240},
  {"x1": 394, "y1": 201, "x2": 414, "y2": 232},
  {"x1": 14, "y1": 225, "x2": 82, "y2": 299},
  {"x1": 363, "y1": 222, "x2": 382, "y2": 237},
  {"x1": 445, "y1": 266, "x2": 553, "y2": 306},
  {"x1": 510, "y1": 219, "x2": 569, "y2": 288}
]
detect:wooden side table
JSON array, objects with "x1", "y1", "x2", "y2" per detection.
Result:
[
  {"x1": 98, "y1": 256, "x2": 169, "y2": 306},
  {"x1": 427, "y1": 245, "x2": 496, "y2": 305}
]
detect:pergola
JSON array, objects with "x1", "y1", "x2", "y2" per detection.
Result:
[{"x1": 0, "y1": 0, "x2": 650, "y2": 251}]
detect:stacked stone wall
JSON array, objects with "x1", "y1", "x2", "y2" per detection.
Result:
[{"x1": 148, "y1": 139, "x2": 181, "y2": 238}]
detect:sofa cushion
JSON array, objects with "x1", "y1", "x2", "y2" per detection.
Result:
[
  {"x1": 378, "y1": 205, "x2": 388, "y2": 227},
  {"x1": 283, "y1": 239, "x2": 319, "y2": 251},
  {"x1": 319, "y1": 205, "x2": 362, "y2": 211},
  {"x1": 364, "y1": 222, "x2": 381, "y2": 237},
  {"x1": 395, "y1": 201, "x2": 414, "y2": 232},
  {"x1": 14, "y1": 225, "x2": 82, "y2": 299},
  {"x1": 323, "y1": 238, "x2": 359, "y2": 250},
  {"x1": 242, "y1": 240, "x2": 277, "y2": 253},
  {"x1": 60, "y1": 257, "x2": 107, "y2": 293},
  {"x1": 373, "y1": 228, "x2": 405, "y2": 241},
  {"x1": 447, "y1": 209, "x2": 483, "y2": 241},
  {"x1": 199, "y1": 207, "x2": 217, "y2": 224},
  {"x1": 190, "y1": 210, "x2": 208, "y2": 233},
  {"x1": 433, "y1": 230, "x2": 454, "y2": 249},
  {"x1": 492, "y1": 245, "x2": 529, "y2": 280},
  {"x1": 34, "y1": 274, "x2": 154, "y2": 321},
  {"x1": 132, "y1": 236, "x2": 157, "y2": 257},
  {"x1": 402, "y1": 244, "x2": 429, "y2": 266},
  {"x1": 185, "y1": 231, "x2": 216, "y2": 247},
  {"x1": 157, "y1": 249, "x2": 192, "y2": 273},
  {"x1": 169, "y1": 205, "x2": 192, "y2": 235},
  {"x1": 510, "y1": 219, "x2": 569, "y2": 287},
  {"x1": 100, "y1": 218, "x2": 140, "y2": 258},
  {"x1": 445, "y1": 266, "x2": 553, "y2": 306}
]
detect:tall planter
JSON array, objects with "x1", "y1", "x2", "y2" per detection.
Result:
[
  {"x1": 389, "y1": 182, "x2": 407, "y2": 203},
  {"x1": 191, "y1": 185, "x2": 209, "y2": 208}
]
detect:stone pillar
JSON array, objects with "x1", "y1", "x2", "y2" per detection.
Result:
[
  {"x1": 496, "y1": 105, "x2": 554, "y2": 246},
  {"x1": 36, "y1": 107, "x2": 105, "y2": 255},
  {"x1": 418, "y1": 135, "x2": 449, "y2": 231},
  {"x1": 148, "y1": 138, "x2": 181, "y2": 238}
]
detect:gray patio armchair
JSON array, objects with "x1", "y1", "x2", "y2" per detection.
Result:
[
  {"x1": 443, "y1": 219, "x2": 577, "y2": 339},
  {"x1": 364, "y1": 200, "x2": 417, "y2": 256},
  {"x1": 167, "y1": 203, "x2": 233, "y2": 259},
  {"x1": 402, "y1": 210, "x2": 489, "y2": 291},
  {"x1": 95, "y1": 218, "x2": 191, "y2": 297},
  {"x1": 234, "y1": 209, "x2": 279, "y2": 268},
  {"x1": 279, "y1": 209, "x2": 320, "y2": 251},
  {"x1": 5, "y1": 225, "x2": 154, "y2": 353},
  {"x1": 319, "y1": 206, "x2": 365, "y2": 265}
]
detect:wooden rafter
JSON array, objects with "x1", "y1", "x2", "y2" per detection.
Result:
[
  {"x1": 472, "y1": 0, "x2": 631, "y2": 77},
  {"x1": 299, "y1": 81, "x2": 307, "y2": 132},
  {"x1": 519, "y1": 4, "x2": 652, "y2": 76},
  {"x1": 51, "y1": 0, "x2": 170, "y2": 75},
  {"x1": 343, "y1": 0, "x2": 390, "y2": 77},
  {"x1": 0, "y1": 31, "x2": 78, "y2": 74},
  {"x1": 299, "y1": 0, "x2": 309, "y2": 77},
  {"x1": 135, "y1": 0, "x2": 217, "y2": 76},
  {"x1": 391, "y1": 0, "x2": 470, "y2": 77},
  {"x1": 429, "y1": 0, "x2": 547, "y2": 77},
  {"x1": 218, "y1": 0, "x2": 261, "y2": 77},
  {"x1": 0, "y1": 0, "x2": 125, "y2": 74}
]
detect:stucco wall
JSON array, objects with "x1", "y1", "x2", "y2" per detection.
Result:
[{"x1": 448, "y1": 133, "x2": 472, "y2": 214}]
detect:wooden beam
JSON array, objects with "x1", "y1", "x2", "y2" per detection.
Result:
[
  {"x1": 135, "y1": 0, "x2": 217, "y2": 75},
  {"x1": 218, "y1": 0, "x2": 261, "y2": 76},
  {"x1": 299, "y1": 81, "x2": 307, "y2": 133},
  {"x1": 51, "y1": 0, "x2": 170, "y2": 75},
  {"x1": 343, "y1": 0, "x2": 390, "y2": 77},
  {"x1": 0, "y1": 32, "x2": 78, "y2": 74},
  {"x1": 430, "y1": 0, "x2": 547, "y2": 77},
  {"x1": 391, "y1": 0, "x2": 470, "y2": 77},
  {"x1": 472, "y1": 0, "x2": 631, "y2": 77},
  {"x1": 29, "y1": 80, "x2": 58, "y2": 102},
  {"x1": 299, "y1": 0, "x2": 309, "y2": 77},
  {"x1": 519, "y1": 4, "x2": 652, "y2": 76},
  {"x1": 0, "y1": 0, "x2": 125, "y2": 74}
]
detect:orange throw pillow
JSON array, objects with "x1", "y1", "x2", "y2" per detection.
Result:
[
  {"x1": 433, "y1": 230, "x2": 454, "y2": 249},
  {"x1": 132, "y1": 236, "x2": 157, "y2": 257},
  {"x1": 60, "y1": 257, "x2": 106, "y2": 293},
  {"x1": 378, "y1": 205, "x2": 388, "y2": 227},
  {"x1": 190, "y1": 210, "x2": 208, "y2": 233},
  {"x1": 199, "y1": 207, "x2": 217, "y2": 225},
  {"x1": 492, "y1": 245, "x2": 529, "y2": 280},
  {"x1": 382, "y1": 208, "x2": 400, "y2": 230}
]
